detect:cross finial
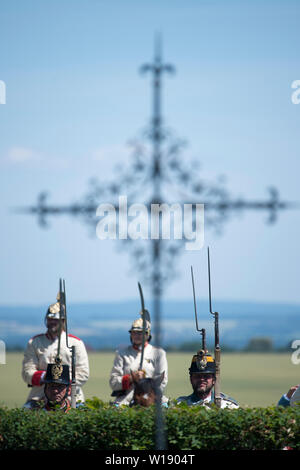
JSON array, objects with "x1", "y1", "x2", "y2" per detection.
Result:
[{"x1": 140, "y1": 33, "x2": 175, "y2": 77}]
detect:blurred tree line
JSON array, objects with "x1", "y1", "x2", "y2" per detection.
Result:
[
  {"x1": 165, "y1": 337, "x2": 294, "y2": 353},
  {"x1": 6, "y1": 337, "x2": 295, "y2": 352}
]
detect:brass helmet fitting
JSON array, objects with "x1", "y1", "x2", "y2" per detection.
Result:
[
  {"x1": 189, "y1": 350, "x2": 216, "y2": 375},
  {"x1": 129, "y1": 317, "x2": 151, "y2": 335}
]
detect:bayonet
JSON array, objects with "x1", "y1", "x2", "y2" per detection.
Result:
[
  {"x1": 190, "y1": 266, "x2": 207, "y2": 352},
  {"x1": 138, "y1": 282, "x2": 150, "y2": 371},
  {"x1": 207, "y1": 247, "x2": 221, "y2": 408},
  {"x1": 56, "y1": 278, "x2": 65, "y2": 363}
]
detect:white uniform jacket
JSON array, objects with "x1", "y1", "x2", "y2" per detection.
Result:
[
  {"x1": 109, "y1": 342, "x2": 168, "y2": 405},
  {"x1": 22, "y1": 331, "x2": 89, "y2": 404}
]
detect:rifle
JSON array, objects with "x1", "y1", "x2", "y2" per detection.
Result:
[
  {"x1": 190, "y1": 266, "x2": 207, "y2": 352},
  {"x1": 137, "y1": 282, "x2": 151, "y2": 371},
  {"x1": 56, "y1": 278, "x2": 64, "y2": 363},
  {"x1": 57, "y1": 279, "x2": 77, "y2": 409},
  {"x1": 207, "y1": 247, "x2": 221, "y2": 408}
]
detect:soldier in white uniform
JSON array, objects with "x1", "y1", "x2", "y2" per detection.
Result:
[
  {"x1": 22, "y1": 300, "x2": 89, "y2": 409},
  {"x1": 109, "y1": 315, "x2": 168, "y2": 406},
  {"x1": 176, "y1": 351, "x2": 239, "y2": 409}
]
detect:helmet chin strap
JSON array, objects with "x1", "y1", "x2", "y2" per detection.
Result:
[{"x1": 45, "y1": 384, "x2": 70, "y2": 407}]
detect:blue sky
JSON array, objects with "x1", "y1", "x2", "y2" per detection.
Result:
[{"x1": 0, "y1": 0, "x2": 300, "y2": 306}]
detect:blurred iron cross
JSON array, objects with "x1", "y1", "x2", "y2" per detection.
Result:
[
  {"x1": 19, "y1": 36, "x2": 296, "y2": 334},
  {"x1": 20, "y1": 38, "x2": 295, "y2": 269},
  {"x1": 19, "y1": 35, "x2": 296, "y2": 299}
]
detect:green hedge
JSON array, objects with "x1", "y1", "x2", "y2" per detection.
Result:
[{"x1": 0, "y1": 400, "x2": 299, "y2": 450}]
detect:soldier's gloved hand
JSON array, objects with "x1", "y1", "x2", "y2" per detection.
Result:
[
  {"x1": 131, "y1": 370, "x2": 146, "y2": 383},
  {"x1": 287, "y1": 384, "x2": 300, "y2": 399},
  {"x1": 39, "y1": 372, "x2": 46, "y2": 385}
]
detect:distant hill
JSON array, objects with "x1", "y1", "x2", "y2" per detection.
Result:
[{"x1": 0, "y1": 299, "x2": 299, "y2": 351}]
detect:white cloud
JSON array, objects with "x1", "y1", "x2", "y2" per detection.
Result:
[
  {"x1": 91, "y1": 144, "x2": 130, "y2": 164},
  {"x1": 6, "y1": 146, "x2": 42, "y2": 164},
  {"x1": 0, "y1": 321, "x2": 42, "y2": 336},
  {"x1": 2, "y1": 144, "x2": 131, "y2": 171},
  {"x1": 2, "y1": 146, "x2": 72, "y2": 170}
]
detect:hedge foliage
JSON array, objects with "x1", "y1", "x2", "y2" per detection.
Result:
[{"x1": 0, "y1": 399, "x2": 299, "y2": 450}]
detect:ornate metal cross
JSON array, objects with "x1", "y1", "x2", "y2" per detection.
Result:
[{"x1": 18, "y1": 35, "x2": 296, "y2": 341}]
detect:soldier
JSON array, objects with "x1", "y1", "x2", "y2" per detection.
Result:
[
  {"x1": 43, "y1": 362, "x2": 72, "y2": 412},
  {"x1": 23, "y1": 362, "x2": 73, "y2": 412},
  {"x1": 109, "y1": 315, "x2": 168, "y2": 406},
  {"x1": 22, "y1": 299, "x2": 89, "y2": 409},
  {"x1": 176, "y1": 350, "x2": 239, "y2": 409},
  {"x1": 278, "y1": 384, "x2": 300, "y2": 407}
]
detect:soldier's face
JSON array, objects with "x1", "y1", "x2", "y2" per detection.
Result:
[
  {"x1": 130, "y1": 330, "x2": 148, "y2": 347},
  {"x1": 45, "y1": 383, "x2": 68, "y2": 403},
  {"x1": 133, "y1": 389, "x2": 156, "y2": 407},
  {"x1": 190, "y1": 373, "x2": 215, "y2": 398},
  {"x1": 46, "y1": 318, "x2": 63, "y2": 336}
]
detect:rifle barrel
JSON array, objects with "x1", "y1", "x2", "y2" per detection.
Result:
[
  {"x1": 207, "y1": 247, "x2": 221, "y2": 408},
  {"x1": 56, "y1": 278, "x2": 64, "y2": 361},
  {"x1": 70, "y1": 345, "x2": 76, "y2": 408},
  {"x1": 57, "y1": 278, "x2": 77, "y2": 407},
  {"x1": 207, "y1": 247, "x2": 213, "y2": 314},
  {"x1": 63, "y1": 279, "x2": 70, "y2": 348}
]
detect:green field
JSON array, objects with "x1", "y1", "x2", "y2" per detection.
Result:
[{"x1": 0, "y1": 352, "x2": 298, "y2": 408}]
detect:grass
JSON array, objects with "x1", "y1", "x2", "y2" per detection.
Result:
[{"x1": 0, "y1": 351, "x2": 298, "y2": 408}]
